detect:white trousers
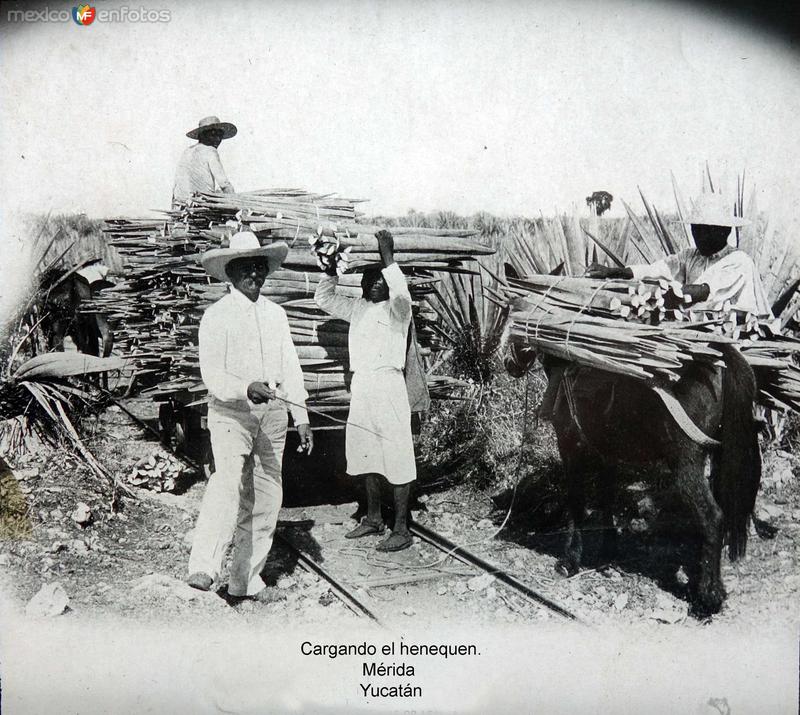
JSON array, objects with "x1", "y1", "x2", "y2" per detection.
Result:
[{"x1": 188, "y1": 402, "x2": 288, "y2": 597}]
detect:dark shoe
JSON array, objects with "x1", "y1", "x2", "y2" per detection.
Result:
[
  {"x1": 376, "y1": 531, "x2": 413, "y2": 552},
  {"x1": 187, "y1": 572, "x2": 213, "y2": 591},
  {"x1": 252, "y1": 588, "x2": 287, "y2": 604},
  {"x1": 345, "y1": 518, "x2": 386, "y2": 539}
]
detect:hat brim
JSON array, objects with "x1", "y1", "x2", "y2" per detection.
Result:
[
  {"x1": 200, "y1": 242, "x2": 288, "y2": 283},
  {"x1": 679, "y1": 216, "x2": 750, "y2": 228},
  {"x1": 186, "y1": 122, "x2": 238, "y2": 140}
]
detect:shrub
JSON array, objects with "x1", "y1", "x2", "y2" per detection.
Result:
[{"x1": 417, "y1": 356, "x2": 557, "y2": 490}]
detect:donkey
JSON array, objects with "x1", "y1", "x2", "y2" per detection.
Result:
[
  {"x1": 505, "y1": 341, "x2": 761, "y2": 617},
  {"x1": 39, "y1": 264, "x2": 114, "y2": 359}
]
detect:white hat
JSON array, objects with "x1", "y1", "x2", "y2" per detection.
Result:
[
  {"x1": 200, "y1": 232, "x2": 288, "y2": 282},
  {"x1": 186, "y1": 115, "x2": 237, "y2": 140},
  {"x1": 680, "y1": 192, "x2": 750, "y2": 227}
]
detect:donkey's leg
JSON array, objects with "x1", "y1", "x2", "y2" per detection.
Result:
[
  {"x1": 555, "y1": 456, "x2": 586, "y2": 577},
  {"x1": 597, "y1": 469, "x2": 618, "y2": 566},
  {"x1": 672, "y1": 450, "x2": 726, "y2": 616}
]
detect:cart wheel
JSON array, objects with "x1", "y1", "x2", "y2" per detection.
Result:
[
  {"x1": 198, "y1": 422, "x2": 214, "y2": 479},
  {"x1": 176, "y1": 409, "x2": 202, "y2": 455}
]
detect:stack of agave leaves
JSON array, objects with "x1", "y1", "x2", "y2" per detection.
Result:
[
  {"x1": 86, "y1": 189, "x2": 494, "y2": 420},
  {"x1": 501, "y1": 274, "x2": 800, "y2": 415},
  {"x1": 504, "y1": 276, "x2": 730, "y2": 382},
  {"x1": 503, "y1": 171, "x2": 800, "y2": 327},
  {"x1": 308, "y1": 226, "x2": 495, "y2": 275},
  {"x1": 501, "y1": 170, "x2": 800, "y2": 415}
]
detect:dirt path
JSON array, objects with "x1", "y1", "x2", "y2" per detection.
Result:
[{"x1": 1, "y1": 400, "x2": 798, "y2": 632}]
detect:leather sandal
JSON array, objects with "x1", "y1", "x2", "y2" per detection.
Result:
[
  {"x1": 376, "y1": 532, "x2": 413, "y2": 552},
  {"x1": 345, "y1": 519, "x2": 386, "y2": 539}
]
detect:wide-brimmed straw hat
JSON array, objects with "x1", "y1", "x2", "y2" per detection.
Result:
[
  {"x1": 186, "y1": 115, "x2": 238, "y2": 140},
  {"x1": 200, "y1": 232, "x2": 288, "y2": 282},
  {"x1": 680, "y1": 192, "x2": 749, "y2": 227}
]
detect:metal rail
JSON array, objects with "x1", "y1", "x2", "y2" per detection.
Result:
[
  {"x1": 274, "y1": 531, "x2": 385, "y2": 627},
  {"x1": 409, "y1": 521, "x2": 582, "y2": 623}
]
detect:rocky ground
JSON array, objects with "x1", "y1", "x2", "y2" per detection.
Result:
[{"x1": 1, "y1": 398, "x2": 798, "y2": 632}]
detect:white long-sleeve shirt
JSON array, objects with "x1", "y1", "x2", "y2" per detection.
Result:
[
  {"x1": 199, "y1": 288, "x2": 309, "y2": 425},
  {"x1": 630, "y1": 246, "x2": 772, "y2": 315},
  {"x1": 172, "y1": 143, "x2": 233, "y2": 205},
  {"x1": 314, "y1": 263, "x2": 411, "y2": 373}
]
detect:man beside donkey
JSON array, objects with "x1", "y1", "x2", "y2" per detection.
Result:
[
  {"x1": 539, "y1": 191, "x2": 773, "y2": 428},
  {"x1": 585, "y1": 192, "x2": 775, "y2": 540},
  {"x1": 589, "y1": 191, "x2": 775, "y2": 539}
]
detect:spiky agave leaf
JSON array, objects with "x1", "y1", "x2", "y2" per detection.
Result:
[
  {"x1": 425, "y1": 266, "x2": 509, "y2": 384},
  {"x1": 15, "y1": 378, "x2": 133, "y2": 498},
  {"x1": 0, "y1": 348, "x2": 131, "y2": 499},
  {"x1": 12, "y1": 352, "x2": 127, "y2": 381}
]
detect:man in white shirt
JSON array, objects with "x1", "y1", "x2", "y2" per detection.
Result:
[
  {"x1": 536, "y1": 193, "x2": 771, "y2": 422},
  {"x1": 583, "y1": 194, "x2": 776, "y2": 538},
  {"x1": 587, "y1": 192, "x2": 771, "y2": 316},
  {"x1": 172, "y1": 116, "x2": 237, "y2": 209},
  {"x1": 187, "y1": 231, "x2": 313, "y2": 601},
  {"x1": 315, "y1": 230, "x2": 416, "y2": 552}
]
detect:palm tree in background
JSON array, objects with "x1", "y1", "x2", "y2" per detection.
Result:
[{"x1": 586, "y1": 190, "x2": 613, "y2": 216}]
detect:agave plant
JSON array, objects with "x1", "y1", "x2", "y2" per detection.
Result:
[
  {"x1": 425, "y1": 269, "x2": 509, "y2": 384},
  {"x1": 433, "y1": 210, "x2": 468, "y2": 231},
  {"x1": 0, "y1": 254, "x2": 133, "y2": 502},
  {"x1": 0, "y1": 352, "x2": 128, "y2": 485}
]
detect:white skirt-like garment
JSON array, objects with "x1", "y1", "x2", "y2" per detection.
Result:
[{"x1": 346, "y1": 368, "x2": 416, "y2": 485}]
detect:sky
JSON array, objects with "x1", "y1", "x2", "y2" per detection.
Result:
[{"x1": 1, "y1": 0, "x2": 800, "y2": 223}]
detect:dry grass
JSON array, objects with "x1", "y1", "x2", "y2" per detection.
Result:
[
  {"x1": 0, "y1": 459, "x2": 33, "y2": 539},
  {"x1": 417, "y1": 356, "x2": 557, "y2": 490},
  {"x1": 24, "y1": 212, "x2": 125, "y2": 275}
]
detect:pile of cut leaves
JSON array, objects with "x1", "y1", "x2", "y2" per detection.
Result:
[{"x1": 127, "y1": 451, "x2": 185, "y2": 493}]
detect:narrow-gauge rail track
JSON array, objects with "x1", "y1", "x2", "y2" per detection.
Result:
[
  {"x1": 110, "y1": 395, "x2": 581, "y2": 625},
  {"x1": 276, "y1": 514, "x2": 582, "y2": 626}
]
